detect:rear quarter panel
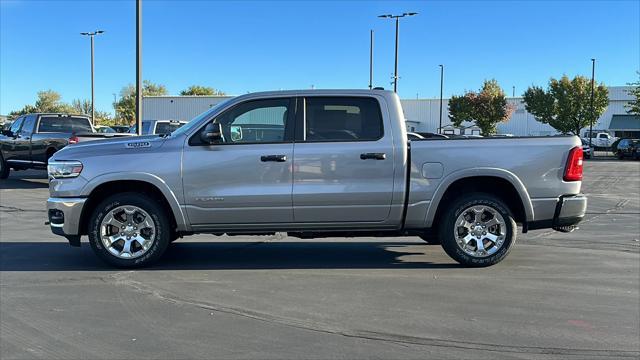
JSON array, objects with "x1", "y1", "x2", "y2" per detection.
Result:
[{"x1": 405, "y1": 136, "x2": 582, "y2": 228}]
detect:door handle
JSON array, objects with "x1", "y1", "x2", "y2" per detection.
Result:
[
  {"x1": 261, "y1": 154, "x2": 287, "y2": 162},
  {"x1": 360, "y1": 152, "x2": 386, "y2": 160}
]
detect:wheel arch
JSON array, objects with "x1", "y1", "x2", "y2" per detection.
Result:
[
  {"x1": 78, "y1": 174, "x2": 188, "y2": 235},
  {"x1": 425, "y1": 169, "x2": 534, "y2": 229}
]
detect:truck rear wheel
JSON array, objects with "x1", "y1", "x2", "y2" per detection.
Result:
[
  {"x1": 0, "y1": 153, "x2": 9, "y2": 179},
  {"x1": 88, "y1": 192, "x2": 171, "y2": 268},
  {"x1": 438, "y1": 193, "x2": 516, "y2": 267}
]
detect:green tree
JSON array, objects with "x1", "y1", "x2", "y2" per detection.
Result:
[
  {"x1": 523, "y1": 75, "x2": 609, "y2": 135},
  {"x1": 626, "y1": 71, "x2": 640, "y2": 115},
  {"x1": 114, "y1": 80, "x2": 168, "y2": 124},
  {"x1": 180, "y1": 85, "x2": 226, "y2": 96},
  {"x1": 448, "y1": 79, "x2": 513, "y2": 135},
  {"x1": 9, "y1": 90, "x2": 73, "y2": 117}
]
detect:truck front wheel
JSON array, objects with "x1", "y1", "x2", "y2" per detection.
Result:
[
  {"x1": 438, "y1": 193, "x2": 517, "y2": 267},
  {"x1": 88, "y1": 192, "x2": 171, "y2": 268}
]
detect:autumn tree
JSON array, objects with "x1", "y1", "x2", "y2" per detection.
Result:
[
  {"x1": 448, "y1": 79, "x2": 513, "y2": 135},
  {"x1": 180, "y1": 85, "x2": 226, "y2": 96},
  {"x1": 523, "y1": 75, "x2": 609, "y2": 135}
]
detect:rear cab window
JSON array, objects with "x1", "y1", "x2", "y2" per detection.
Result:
[
  {"x1": 38, "y1": 116, "x2": 93, "y2": 133},
  {"x1": 304, "y1": 97, "x2": 383, "y2": 142},
  {"x1": 129, "y1": 122, "x2": 152, "y2": 134},
  {"x1": 154, "y1": 122, "x2": 184, "y2": 135}
]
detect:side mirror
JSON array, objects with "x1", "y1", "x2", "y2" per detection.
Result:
[{"x1": 201, "y1": 122, "x2": 224, "y2": 144}]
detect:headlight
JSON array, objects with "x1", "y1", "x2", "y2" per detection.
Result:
[{"x1": 48, "y1": 161, "x2": 83, "y2": 179}]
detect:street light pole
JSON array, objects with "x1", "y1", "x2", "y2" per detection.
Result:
[
  {"x1": 80, "y1": 30, "x2": 104, "y2": 126},
  {"x1": 439, "y1": 64, "x2": 444, "y2": 134},
  {"x1": 393, "y1": 17, "x2": 399, "y2": 93},
  {"x1": 136, "y1": 0, "x2": 143, "y2": 136},
  {"x1": 589, "y1": 58, "x2": 595, "y2": 149},
  {"x1": 378, "y1": 12, "x2": 417, "y2": 93},
  {"x1": 369, "y1": 30, "x2": 374, "y2": 89}
]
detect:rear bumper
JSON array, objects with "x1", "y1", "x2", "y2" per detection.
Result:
[
  {"x1": 527, "y1": 194, "x2": 587, "y2": 231},
  {"x1": 47, "y1": 197, "x2": 87, "y2": 245}
]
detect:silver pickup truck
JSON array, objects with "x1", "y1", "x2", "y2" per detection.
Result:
[{"x1": 46, "y1": 90, "x2": 587, "y2": 268}]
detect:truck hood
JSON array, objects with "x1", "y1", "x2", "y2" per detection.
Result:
[{"x1": 51, "y1": 135, "x2": 168, "y2": 161}]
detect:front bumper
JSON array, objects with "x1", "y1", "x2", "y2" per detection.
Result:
[
  {"x1": 47, "y1": 197, "x2": 87, "y2": 245},
  {"x1": 528, "y1": 194, "x2": 587, "y2": 232}
]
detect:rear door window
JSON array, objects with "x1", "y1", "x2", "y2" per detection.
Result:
[
  {"x1": 304, "y1": 97, "x2": 383, "y2": 142},
  {"x1": 38, "y1": 117, "x2": 92, "y2": 133}
]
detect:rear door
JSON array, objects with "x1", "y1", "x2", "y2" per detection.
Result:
[
  {"x1": 182, "y1": 97, "x2": 296, "y2": 225},
  {"x1": 292, "y1": 96, "x2": 395, "y2": 223}
]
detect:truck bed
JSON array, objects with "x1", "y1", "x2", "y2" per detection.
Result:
[{"x1": 405, "y1": 135, "x2": 582, "y2": 228}]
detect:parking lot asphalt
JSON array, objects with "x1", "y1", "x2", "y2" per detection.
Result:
[{"x1": 1, "y1": 160, "x2": 639, "y2": 359}]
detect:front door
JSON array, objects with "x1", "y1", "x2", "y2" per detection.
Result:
[
  {"x1": 182, "y1": 97, "x2": 295, "y2": 225},
  {"x1": 14, "y1": 115, "x2": 36, "y2": 162},
  {"x1": 2, "y1": 117, "x2": 24, "y2": 163},
  {"x1": 292, "y1": 96, "x2": 395, "y2": 223}
]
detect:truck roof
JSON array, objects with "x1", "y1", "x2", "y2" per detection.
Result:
[{"x1": 19, "y1": 113, "x2": 90, "y2": 118}]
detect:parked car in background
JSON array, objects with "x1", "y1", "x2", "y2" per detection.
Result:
[
  {"x1": 128, "y1": 120, "x2": 187, "y2": 135},
  {"x1": 581, "y1": 139, "x2": 592, "y2": 159},
  {"x1": 95, "y1": 126, "x2": 116, "y2": 133},
  {"x1": 615, "y1": 139, "x2": 639, "y2": 160},
  {"x1": 582, "y1": 131, "x2": 617, "y2": 149},
  {"x1": 110, "y1": 125, "x2": 130, "y2": 133},
  {"x1": 416, "y1": 132, "x2": 449, "y2": 139},
  {"x1": 2, "y1": 120, "x2": 12, "y2": 132},
  {"x1": 0, "y1": 113, "x2": 130, "y2": 179},
  {"x1": 47, "y1": 89, "x2": 586, "y2": 268}
]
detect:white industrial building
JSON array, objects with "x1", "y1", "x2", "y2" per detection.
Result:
[{"x1": 142, "y1": 86, "x2": 638, "y2": 137}]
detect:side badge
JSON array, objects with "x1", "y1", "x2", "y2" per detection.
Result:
[{"x1": 126, "y1": 141, "x2": 151, "y2": 149}]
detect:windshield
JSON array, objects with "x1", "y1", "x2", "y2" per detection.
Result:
[{"x1": 169, "y1": 99, "x2": 232, "y2": 137}]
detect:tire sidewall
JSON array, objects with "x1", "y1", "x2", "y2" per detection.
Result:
[
  {"x1": 439, "y1": 194, "x2": 517, "y2": 267},
  {"x1": 0, "y1": 153, "x2": 9, "y2": 179},
  {"x1": 88, "y1": 193, "x2": 170, "y2": 268}
]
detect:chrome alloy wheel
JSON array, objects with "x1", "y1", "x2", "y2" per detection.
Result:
[
  {"x1": 100, "y1": 205, "x2": 156, "y2": 259},
  {"x1": 454, "y1": 205, "x2": 506, "y2": 257}
]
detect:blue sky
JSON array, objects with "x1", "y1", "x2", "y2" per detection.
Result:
[{"x1": 1, "y1": 0, "x2": 638, "y2": 116}]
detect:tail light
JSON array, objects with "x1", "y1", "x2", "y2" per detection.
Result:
[
  {"x1": 564, "y1": 146, "x2": 583, "y2": 181},
  {"x1": 68, "y1": 135, "x2": 79, "y2": 144}
]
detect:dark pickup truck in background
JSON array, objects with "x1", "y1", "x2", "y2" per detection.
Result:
[{"x1": 0, "y1": 113, "x2": 129, "y2": 179}]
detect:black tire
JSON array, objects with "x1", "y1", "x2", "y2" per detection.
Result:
[
  {"x1": 88, "y1": 192, "x2": 171, "y2": 268},
  {"x1": 617, "y1": 152, "x2": 624, "y2": 160},
  {"x1": 438, "y1": 193, "x2": 517, "y2": 267},
  {"x1": 419, "y1": 232, "x2": 441, "y2": 245},
  {"x1": 0, "y1": 153, "x2": 9, "y2": 179}
]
